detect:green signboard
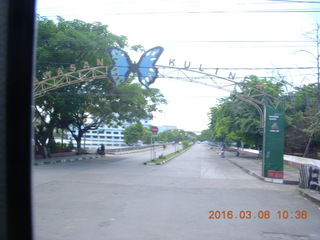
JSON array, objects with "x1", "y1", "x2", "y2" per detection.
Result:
[{"x1": 262, "y1": 105, "x2": 285, "y2": 177}]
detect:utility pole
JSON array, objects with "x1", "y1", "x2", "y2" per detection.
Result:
[{"x1": 316, "y1": 23, "x2": 320, "y2": 110}]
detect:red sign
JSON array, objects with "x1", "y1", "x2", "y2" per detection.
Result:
[
  {"x1": 151, "y1": 126, "x2": 158, "y2": 133},
  {"x1": 268, "y1": 170, "x2": 284, "y2": 179}
]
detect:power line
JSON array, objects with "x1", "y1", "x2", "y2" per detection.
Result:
[
  {"x1": 35, "y1": 61, "x2": 318, "y2": 70},
  {"x1": 36, "y1": 39, "x2": 314, "y2": 43},
  {"x1": 266, "y1": 0, "x2": 320, "y2": 3},
  {"x1": 38, "y1": 9, "x2": 320, "y2": 17},
  {"x1": 35, "y1": 39, "x2": 316, "y2": 49}
]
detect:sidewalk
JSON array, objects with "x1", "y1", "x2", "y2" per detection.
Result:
[
  {"x1": 33, "y1": 145, "x2": 170, "y2": 166},
  {"x1": 225, "y1": 150, "x2": 320, "y2": 206},
  {"x1": 33, "y1": 153, "x2": 105, "y2": 166}
]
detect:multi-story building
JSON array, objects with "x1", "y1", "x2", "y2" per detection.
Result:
[
  {"x1": 81, "y1": 127, "x2": 126, "y2": 149},
  {"x1": 65, "y1": 119, "x2": 153, "y2": 149}
]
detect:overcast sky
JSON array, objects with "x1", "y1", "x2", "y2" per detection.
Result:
[{"x1": 36, "y1": 0, "x2": 320, "y2": 132}]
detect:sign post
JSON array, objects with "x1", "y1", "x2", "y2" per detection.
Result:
[
  {"x1": 262, "y1": 105, "x2": 285, "y2": 178},
  {"x1": 150, "y1": 126, "x2": 159, "y2": 161}
]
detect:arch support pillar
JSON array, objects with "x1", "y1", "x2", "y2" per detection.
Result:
[{"x1": 262, "y1": 105, "x2": 285, "y2": 178}]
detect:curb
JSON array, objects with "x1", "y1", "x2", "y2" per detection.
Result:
[
  {"x1": 298, "y1": 189, "x2": 320, "y2": 206},
  {"x1": 33, "y1": 155, "x2": 104, "y2": 165},
  {"x1": 108, "y1": 149, "x2": 147, "y2": 155},
  {"x1": 228, "y1": 157, "x2": 320, "y2": 206},
  {"x1": 228, "y1": 158, "x2": 299, "y2": 185},
  {"x1": 144, "y1": 147, "x2": 191, "y2": 166}
]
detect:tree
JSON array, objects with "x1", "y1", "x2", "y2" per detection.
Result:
[
  {"x1": 35, "y1": 15, "x2": 127, "y2": 76},
  {"x1": 34, "y1": 96, "x2": 59, "y2": 158},
  {"x1": 197, "y1": 129, "x2": 214, "y2": 142},
  {"x1": 34, "y1": 16, "x2": 127, "y2": 157},
  {"x1": 208, "y1": 96, "x2": 261, "y2": 147},
  {"x1": 298, "y1": 24, "x2": 320, "y2": 110},
  {"x1": 284, "y1": 84, "x2": 320, "y2": 157},
  {"x1": 34, "y1": 16, "x2": 167, "y2": 156},
  {"x1": 290, "y1": 24, "x2": 320, "y2": 157},
  {"x1": 122, "y1": 122, "x2": 145, "y2": 145},
  {"x1": 208, "y1": 75, "x2": 287, "y2": 149},
  {"x1": 156, "y1": 129, "x2": 197, "y2": 143}
]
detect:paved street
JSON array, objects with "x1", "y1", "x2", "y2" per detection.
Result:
[{"x1": 33, "y1": 144, "x2": 320, "y2": 240}]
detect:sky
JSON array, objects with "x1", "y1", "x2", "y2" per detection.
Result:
[{"x1": 36, "y1": 0, "x2": 320, "y2": 132}]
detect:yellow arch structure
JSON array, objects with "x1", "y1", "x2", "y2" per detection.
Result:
[
  {"x1": 34, "y1": 66, "x2": 110, "y2": 98},
  {"x1": 34, "y1": 64, "x2": 289, "y2": 128}
]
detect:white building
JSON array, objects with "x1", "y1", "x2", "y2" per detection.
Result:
[
  {"x1": 81, "y1": 127, "x2": 126, "y2": 149},
  {"x1": 65, "y1": 119, "x2": 152, "y2": 149}
]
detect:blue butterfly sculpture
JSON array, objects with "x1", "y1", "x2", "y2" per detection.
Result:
[{"x1": 106, "y1": 46, "x2": 164, "y2": 88}]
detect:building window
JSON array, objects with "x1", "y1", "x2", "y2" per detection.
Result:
[{"x1": 113, "y1": 132, "x2": 119, "y2": 134}]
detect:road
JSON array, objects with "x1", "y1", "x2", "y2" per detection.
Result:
[{"x1": 33, "y1": 144, "x2": 320, "y2": 240}]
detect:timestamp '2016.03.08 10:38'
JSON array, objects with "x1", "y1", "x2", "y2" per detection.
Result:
[{"x1": 208, "y1": 210, "x2": 308, "y2": 220}]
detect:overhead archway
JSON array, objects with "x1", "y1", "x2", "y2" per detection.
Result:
[
  {"x1": 34, "y1": 63, "x2": 285, "y2": 130},
  {"x1": 34, "y1": 47, "x2": 287, "y2": 179}
]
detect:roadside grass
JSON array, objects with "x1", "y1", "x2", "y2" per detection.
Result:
[
  {"x1": 145, "y1": 143, "x2": 195, "y2": 164},
  {"x1": 146, "y1": 150, "x2": 182, "y2": 164},
  {"x1": 284, "y1": 164, "x2": 300, "y2": 172}
]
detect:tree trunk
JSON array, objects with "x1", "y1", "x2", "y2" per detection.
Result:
[
  {"x1": 75, "y1": 137, "x2": 82, "y2": 155},
  {"x1": 37, "y1": 140, "x2": 50, "y2": 159},
  {"x1": 303, "y1": 130, "x2": 314, "y2": 158}
]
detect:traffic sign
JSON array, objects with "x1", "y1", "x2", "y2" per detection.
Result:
[{"x1": 151, "y1": 126, "x2": 158, "y2": 133}]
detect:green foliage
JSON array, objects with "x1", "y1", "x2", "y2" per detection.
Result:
[
  {"x1": 181, "y1": 140, "x2": 189, "y2": 149},
  {"x1": 197, "y1": 129, "x2": 214, "y2": 142},
  {"x1": 284, "y1": 84, "x2": 320, "y2": 156},
  {"x1": 206, "y1": 74, "x2": 320, "y2": 157},
  {"x1": 50, "y1": 141, "x2": 74, "y2": 153},
  {"x1": 35, "y1": 15, "x2": 127, "y2": 78},
  {"x1": 156, "y1": 129, "x2": 197, "y2": 143},
  {"x1": 207, "y1": 76, "x2": 287, "y2": 148},
  {"x1": 34, "y1": 16, "x2": 167, "y2": 157},
  {"x1": 122, "y1": 122, "x2": 145, "y2": 145},
  {"x1": 147, "y1": 151, "x2": 181, "y2": 164}
]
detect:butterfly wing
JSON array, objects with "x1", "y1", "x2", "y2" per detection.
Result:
[
  {"x1": 136, "y1": 46, "x2": 164, "y2": 88},
  {"x1": 107, "y1": 47, "x2": 132, "y2": 87}
]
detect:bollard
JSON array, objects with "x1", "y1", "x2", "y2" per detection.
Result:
[
  {"x1": 309, "y1": 165, "x2": 319, "y2": 190},
  {"x1": 299, "y1": 164, "x2": 311, "y2": 188}
]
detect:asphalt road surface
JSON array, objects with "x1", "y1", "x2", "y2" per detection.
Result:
[{"x1": 33, "y1": 144, "x2": 320, "y2": 240}]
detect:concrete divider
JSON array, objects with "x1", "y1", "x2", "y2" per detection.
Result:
[
  {"x1": 284, "y1": 155, "x2": 320, "y2": 169},
  {"x1": 106, "y1": 145, "x2": 162, "y2": 153},
  {"x1": 231, "y1": 147, "x2": 320, "y2": 169}
]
